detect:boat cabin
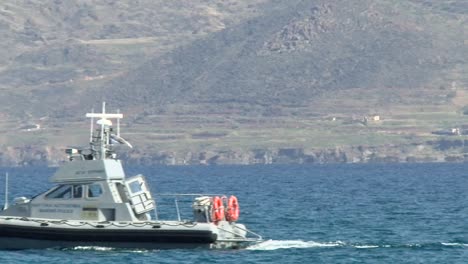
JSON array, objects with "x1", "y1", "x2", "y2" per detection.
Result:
[{"x1": 0, "y1": 104, "x2": 156, "y2": 222}]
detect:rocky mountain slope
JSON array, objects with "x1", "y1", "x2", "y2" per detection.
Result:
[
  {"x1": 99, "y1": 0, "x2": 466, "y2": 113},
  {"x1": 0, "y1": 0, "x2": 269, "y2": 115}
]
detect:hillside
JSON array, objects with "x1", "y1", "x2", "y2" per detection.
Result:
[
  {"x1": 99, "y1": 0, "x2": 467, "y2": 113},
  {"x1": 0, "y1": 0, "x2": 269, "y2": 115},
  {"x1": 0, "y1": 0, "x2": 467, "y2": 165}
]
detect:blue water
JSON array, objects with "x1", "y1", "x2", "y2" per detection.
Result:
[{"x1": 1, "y1": 163, "x2": 468, "y2": 263}]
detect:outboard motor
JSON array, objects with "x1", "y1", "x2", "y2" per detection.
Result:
[{"x1": 192, "y1": 196, "x2": 211, "y2": 222}]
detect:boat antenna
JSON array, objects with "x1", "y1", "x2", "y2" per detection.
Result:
[
  {"x1": 117, "y1": 108, "x2": 120, "y2": 137},
  {"x1": 86, "y1": 102, "x2": 124, "y2": 159},
  {"x1": 89, "y1": 108, "x2": 94, "y2": 143},
  {"x1": 3, "y1": 172, "x2": 8, "y2": 210},
  {"x1": 100, "y1": 102, "x2": 106, "y2": 160}
]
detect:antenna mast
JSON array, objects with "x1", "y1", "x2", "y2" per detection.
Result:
[
  {"x1": 3, "y1": 172, "x2": 8, "y2": 210},
  {"x1": 89, "y1": 108, "x2": 94, "y2": 143},
  {"x1": 117, "y1": 109, "x2": 120, "y2": 137},
  {"x1": 86, "y1": 102, "x2": 124, "y2": 160},
  {"x1": 100, "y1": 102, "x2": 106, "y2": 159}
]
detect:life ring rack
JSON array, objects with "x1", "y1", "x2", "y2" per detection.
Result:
[
  {"x1": 211, "y1": 196, "x2": 224, "y2": 222},
  {"x1": 226, "y1": 195, "x2": 240, "y2": 222}
]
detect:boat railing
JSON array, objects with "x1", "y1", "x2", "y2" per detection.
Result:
[
  {"x1": 217, "y1": 224, "x2": 264, "y2": 242},
  {"x1": 153, "y1": 193, "x2": 225, "y2": 222},
  {"x1": 154, "y1": 193, "x2": 263, "y2": 242}
]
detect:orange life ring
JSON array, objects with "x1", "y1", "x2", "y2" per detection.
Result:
[
  {"x1": 225, "y1": 195, "x2": 240, "y2": 222},
  {"x1": 211, "y1": 196, "x2": 224, "y2": 222}
]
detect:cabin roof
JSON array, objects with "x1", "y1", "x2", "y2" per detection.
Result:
[{"x1": 50, "y1": 160, "x2": 125, "y2": 183}]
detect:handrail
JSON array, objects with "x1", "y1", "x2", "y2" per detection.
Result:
[
  {"x1": 153, "y1": 194, "x2": 211, "y2": 221},
  {"x1": 174, "y1": 197, "x2": 181, "y2": 221},
  {"x1": 155, "y1": 193, "x2": 225, "y2": 197},
  {"x1": 217, "y1": 225, "x2": 263, "y2": 241},
  {"x1": 234, "y1": 224, "x2": 263, "y2": 241}
]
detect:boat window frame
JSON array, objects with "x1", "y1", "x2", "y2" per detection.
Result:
[
  {"x1": 45, "y1": 184, "x2": 83, "y2": 200},
  {"x1": 86, "y1": 183, "x2": 104, "y2": 200},
  {"x1": 73, "y1": 185, "x2": 83, "y2": 199},
  {"x1": 128, "y1": 180, "x2": 145, "y2": 195}
]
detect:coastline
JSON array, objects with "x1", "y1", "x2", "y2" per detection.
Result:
[{"x1": 1, "y1": 138, "x2": 467, "y2": 166}]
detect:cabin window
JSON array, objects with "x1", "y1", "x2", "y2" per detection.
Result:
[
  {"x1": 87, "y1": 184, "x2": 103, "y2": 198},
  {"x1": 46, "y1": 185, "x2": 72, "y2": 199},
  {"x1": 46, "y1": 184, "x2": 82, "y2": 199},
  {"x1": 73, "y1": 185, "x2": 83, "y2": 198},
  {"x1": 129, "y1": 180, "x2": 143, "y2": 194}
]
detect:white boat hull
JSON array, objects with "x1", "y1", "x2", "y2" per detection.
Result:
[{"x1": 0, "y1": 217, "x2": 245, "y2": 250}]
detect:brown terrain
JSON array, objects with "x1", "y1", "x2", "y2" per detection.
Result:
[{"x1": 0, "y1": 0, "x2": 466, "y2": 166}]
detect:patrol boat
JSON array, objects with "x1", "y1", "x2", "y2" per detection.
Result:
[{"x1": 0, "y1": 103, "x2": 261, "y2": 250}]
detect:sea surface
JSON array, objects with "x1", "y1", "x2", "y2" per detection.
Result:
[{"x1": 0, "y1": 163, "x2": 468, "y2": 263}]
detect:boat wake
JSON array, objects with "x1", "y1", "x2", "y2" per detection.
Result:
[
  {"x1": 66, "y1": 246, "x2": 149, "y2": 253},
  {"x1": 246, "y1": 240, "x2": 344, "y2": 251},
  {"x1": 440, "y1": 242, "x2": 468, "y2": 247},
  {"x1": 246, "y1": 240, "x2": 468, "y2": 251},
  {"x1": 71, "y1": 246, "x2": 116, "y2": 251}
]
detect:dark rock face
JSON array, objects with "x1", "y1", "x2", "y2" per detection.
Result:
[
  {"x1": 263, "y1": 4, "x2": 334, "y2": 52},
  {"x1": 3, "y1": 139, "x2": 468, "y2": 166}
]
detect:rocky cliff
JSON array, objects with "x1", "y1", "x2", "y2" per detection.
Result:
[{"x1": 2, "y1": 139, "x2": 467, "y2": 167}]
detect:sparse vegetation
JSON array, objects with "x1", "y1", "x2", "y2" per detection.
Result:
[{"x1": 0, "y1": 0, "x2": 466, "y2": 165}]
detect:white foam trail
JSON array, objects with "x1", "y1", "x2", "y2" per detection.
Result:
[
  {"x1": 247, "y1": 241, "x2": 468, "y2": 251},
  {"x1": 72, "y1": 246, "x2": 115, "y2": 251},
  {"x1": 70, "y1": 246, "x2": 149, "y2": 253},
  {"x1": 247, "y1": 240, "x2": 344, "y2": 251},
  {"x1": 441, "y1": 243, "x2": 468, "y2": 247},
  {"x1": 355, "y1": 245, "x2": 379, "y2": 249}
]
